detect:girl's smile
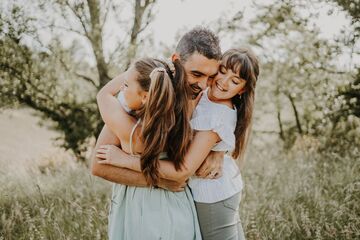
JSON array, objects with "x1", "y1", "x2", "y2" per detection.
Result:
[{"x1": 208, "y1": 64, "x2": 247, "y2": 104}]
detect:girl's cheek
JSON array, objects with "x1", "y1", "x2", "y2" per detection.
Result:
[
  {"x1": 228, "y1": 82, "x2": 236, "y2": 92},
  {"x1": 123, "y1": 91, "x2": 128, "y2": 100},
  {"x1": 124, "y1": 92, "x2": 132, "y2": 104}
]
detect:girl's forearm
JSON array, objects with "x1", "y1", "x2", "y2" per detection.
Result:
[
  {"x1": 117, "y1": 153, "x2": 188, "y2": 182},
  {"x1": 99, "y1": 73, "x2": 125, "y2": 96},
  {"x1": 96, "y1": 73, "x2": 135, "y2": 141},
  {"x1": 119, "y1": 131, "x2": 220, "y2": 183},
  {"x1": 96, "y1": 73, "x2": 125, "y2": 119}
]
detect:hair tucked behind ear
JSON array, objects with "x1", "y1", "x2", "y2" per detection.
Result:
[{"x1": 222, "y1": 48, "x2": 259, "y2": 162}]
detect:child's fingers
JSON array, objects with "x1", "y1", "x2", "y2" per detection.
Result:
[
  {"x1": 96, "y1": 148, "x2": 107, "y2": 154},
  {"x1": 97, "y1": 160, "x2": 109, "y2": 165},
  {"x1": 98, "y1": 145, "x2": 109, "y2": 150},
  {"x1": 96, "y1": 153, "x2": 107, "y2": 159}
]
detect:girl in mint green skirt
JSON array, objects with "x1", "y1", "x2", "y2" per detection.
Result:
[{"x1": 96, "y1": 57, "x2": 202, "y2": 240}]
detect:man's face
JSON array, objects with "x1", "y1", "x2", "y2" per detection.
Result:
[{"x1": 181, "y1": 52, "x2": 219, "y2": 95}]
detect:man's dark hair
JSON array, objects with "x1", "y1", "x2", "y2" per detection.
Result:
[{"x1": 175, "y1": 27, "x2": 221, "y2": 62}]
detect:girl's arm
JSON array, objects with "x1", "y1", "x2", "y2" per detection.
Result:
[
  {"x1": 97, "y1": 130, "x2": 221, "y2": 183},
  {"x1": 96, "y1": 72, "x2": 135, "y2": 141}
]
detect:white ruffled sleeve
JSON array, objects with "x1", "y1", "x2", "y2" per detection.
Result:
[
  {"x1": 212, "y1": 121, "x2": 236, "y2": 150},
  {"x1": 190, "y1": 108, "x2": 236, "y2": 151}
]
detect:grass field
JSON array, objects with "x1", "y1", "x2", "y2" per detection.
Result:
[{"x1": 0, "y1": 110, "x2": 359, "y2": 239}]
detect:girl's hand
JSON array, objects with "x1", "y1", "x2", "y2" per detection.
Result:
[{"x1": 96, "y1": 145, "x2": 127, "y2": 168}]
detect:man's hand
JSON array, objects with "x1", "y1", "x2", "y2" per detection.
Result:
[{"x1": 195, "y1": 151, "x2": 224, "y2": 179}]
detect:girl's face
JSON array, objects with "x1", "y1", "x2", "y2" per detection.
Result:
[
  {"x1": 122, "y1": 67, "x2": 147, "y2": 110},
  {"x1": 208, "y1": 63, "x2": 247, "y2": 101}
]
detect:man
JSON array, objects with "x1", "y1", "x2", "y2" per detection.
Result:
[{"x1": 91, "y1": 27, "x2": 222, "y2": 190}]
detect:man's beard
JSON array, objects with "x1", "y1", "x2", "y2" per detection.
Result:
[{"x1": 190, "y1": 83, "x2": 202, "y2": 99}]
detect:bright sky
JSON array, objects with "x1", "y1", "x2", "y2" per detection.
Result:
[
  {"x1": 150, "y1": 0, "x2": 350, "y2": 50},
  {"x1": 150, "y1": 0, "x2": 250, "y2": 48},
  {"x1": 3, "y1": 0, "x2": 351, "y2": 64}
]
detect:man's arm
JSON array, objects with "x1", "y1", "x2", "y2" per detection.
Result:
[
  {"x1": 96, "y1": 130, "x2": 221, "y2": 183},
  {"x1": 91, "y1": 125, "x2": 149, "y2": 186},
  {"x1": 91, "y1": 125, "x2": 186, "y2": 191}
]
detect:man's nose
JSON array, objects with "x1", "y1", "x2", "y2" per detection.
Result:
[{"x1": 198, "y1": 78, "x2": 208, "y2": 90}]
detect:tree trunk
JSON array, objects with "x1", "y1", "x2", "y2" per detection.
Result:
[
  {"x1": 287, "y1": 94, "x2": 303, "y2": 134},
  {"x1": 87, "y1": 0, "x2": 110, "y2": 88},
  {"x1": 124, "y1": 0, "x2": 154, "y2": 68},
  {"x1": 277, "y1": 108, "x2": 285, "y2": 141}
]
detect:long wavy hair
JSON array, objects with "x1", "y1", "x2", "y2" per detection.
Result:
[
  {"x1": 133, "y1": 58, "x2": 192, "y2": 186},
  {"x1": 222, "y1": 49, "x2": 259, "y2": 161}
]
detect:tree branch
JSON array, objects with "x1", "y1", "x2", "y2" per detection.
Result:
[
  {"x1": 286, "y1": 93, "x2": 303, "y2": 134},
  {"x1": 100, "y1": 0, "x2": 111, "y2": 30},
  {"x1": 40, "y1": 23, "x2": 87, "y2": 38},
  {"x1": 74, "y1": 72, "x2": 98, "y2": 87},
  {"x1": 64, "y1": 0, "x2": 91, "y2": 40},
  {"x1": 108, "y1": 41, "x2": 126, "y2": 64}
]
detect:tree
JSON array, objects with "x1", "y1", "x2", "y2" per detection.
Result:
[
  {"x1": 0, "y1": 0, "x2": 156, "y2": 161},
  {"x1": 329, "y1": 0, "x2": 360, "y2": 120},
  {"x1": 214, "y1": 0, "x2": 353, "y2": 146}
]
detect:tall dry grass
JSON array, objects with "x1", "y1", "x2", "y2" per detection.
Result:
[
  {"x1": 0, "y1": 137, "x2": 359, "y2": 239},
  {"x1": 241, "y1": 137, "x2": 359, "y2": 239},
  {"x1": 0, "y1": 156, "x2": 110, "y2": 240}
]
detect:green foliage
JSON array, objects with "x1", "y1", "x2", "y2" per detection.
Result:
[
  {"x1": 328, "y1": 0, "x2": 360, "y2": 125},
  {"x1": 0, "y1": 10, "x2": 101, "y2": 159},
  {"x1": 1, "y1": 0, "x2": 358, "y2": 156},
  {"x1": 336, "y1": 71, "x2": 360, "y2": 120},
  {"x1": 251, "y1": 1, "x2": 348, "y2": 140},
  {"x1": 331, "y1": 0, "x2": 359, "y2": 29},
  {"x1": 0, "y1": 0, "x2": 156, "y2": 160},
  {"x1": 214, "y1": 0, "x2": 359, "y2": 147}
]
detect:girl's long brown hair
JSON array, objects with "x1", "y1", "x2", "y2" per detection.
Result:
[
  {"x1": 134, "y1": 58, "x2": 192, "y2": 186},
  {"x1": 222, "y1": 49, "x2": 259, "y2": 161}
]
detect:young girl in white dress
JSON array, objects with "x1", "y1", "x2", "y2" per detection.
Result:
[{"x1": 98, "y1": 48, "x2": 259, "y2": 240}]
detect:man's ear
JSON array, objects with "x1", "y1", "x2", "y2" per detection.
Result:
[{"x1": 171, "y1": 53, "x2": 180, "y2": 62}]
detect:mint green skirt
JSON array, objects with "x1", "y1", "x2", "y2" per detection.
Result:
[{"x1": 108, "y1": 183, "x2": 202, "y2": 240}]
